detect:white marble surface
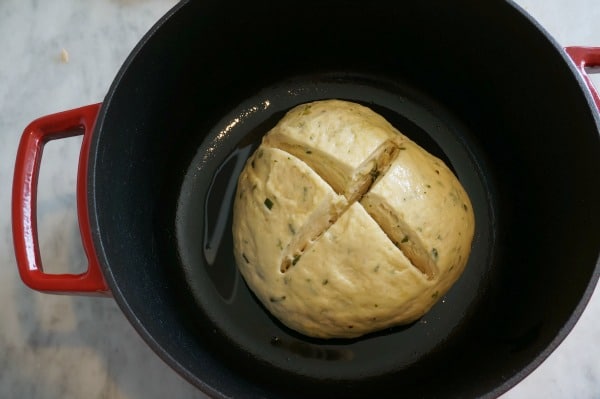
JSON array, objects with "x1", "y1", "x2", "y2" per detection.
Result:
[{"x1": 0, "y1": 0, "x2": 598, "y2": 398}]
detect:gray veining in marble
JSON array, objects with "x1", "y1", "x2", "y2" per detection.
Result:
[{"x1": 0, "y1": 0, "x2": 598, "y2": 398}]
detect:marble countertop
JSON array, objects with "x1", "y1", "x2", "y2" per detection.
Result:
[{"x1": 0, "y1": 0, "x2": 598, "y2": 398}]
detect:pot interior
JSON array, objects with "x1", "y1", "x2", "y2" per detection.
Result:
[{"x1": 89, "y1": 1, "x2": 600, "y2": 398}]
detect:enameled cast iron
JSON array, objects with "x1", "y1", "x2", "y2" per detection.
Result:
[{"x1": 12, "y1": 1, "x2": 600, "y2": 398}]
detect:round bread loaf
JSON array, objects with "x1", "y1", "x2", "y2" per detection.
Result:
[{"x1": 232, "y1": 99, "x2": 475, "y2": 338}]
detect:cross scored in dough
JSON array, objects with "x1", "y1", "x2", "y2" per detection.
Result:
[{"x1": 232, "y1": 100, "x2": 475, "y2": 338}]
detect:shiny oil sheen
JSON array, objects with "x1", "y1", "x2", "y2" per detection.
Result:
[{"x1": 170, "y1": 73, "x2": 495, "y2": 380}]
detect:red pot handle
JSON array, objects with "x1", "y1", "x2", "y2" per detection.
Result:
[
  {"x1": 565, "y1": 46, "x2": 600, "y2": 110},
  {"x1": 12, "y1": 104, "x2": 111, "y2": 296}
]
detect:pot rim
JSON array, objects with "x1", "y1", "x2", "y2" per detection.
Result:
[{"x1": 86, "y1": 1, "x2": 600, "y2": 398}]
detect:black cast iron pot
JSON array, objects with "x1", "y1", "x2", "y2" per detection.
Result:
[{"x1": 13, "y1": 1, "x2": 600, "y2": 398}]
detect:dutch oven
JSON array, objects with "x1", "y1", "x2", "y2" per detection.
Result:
[{"x1": 12, "y1": 1, "x2": 600, "y2": 398}]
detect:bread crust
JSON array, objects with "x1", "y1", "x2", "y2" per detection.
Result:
[{"x1": 232, "y1": 100, "x2": 475, "y2": 338}]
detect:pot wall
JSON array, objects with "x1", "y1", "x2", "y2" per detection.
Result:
[{"x1": 88, "y1": 0, "x2": 599, "y2": 397}]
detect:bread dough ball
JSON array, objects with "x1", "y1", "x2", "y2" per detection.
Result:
[{"x1": 232, "y1": 100, "x2": 475, "y2": 339}]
